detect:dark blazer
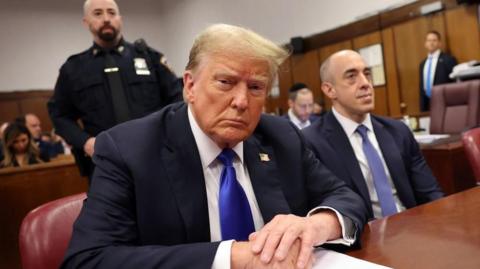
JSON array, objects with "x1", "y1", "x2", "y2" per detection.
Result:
[
  {"x1": 62, "y1": 103, "x2": 368, "y2": 269},
  {"x1": 419, "y1": 52, "x2": 457, "y2": 111},
  {"x1": 303, "y1": 112, "x2": 444, "y2": 219}
]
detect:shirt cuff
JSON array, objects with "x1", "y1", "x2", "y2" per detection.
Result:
[
  {"x1": 211, "y1": 240, "x2": 234, "y2": 269},
  {"x1": 307, "y1": 206, "x2": 356, "y2": 246}
]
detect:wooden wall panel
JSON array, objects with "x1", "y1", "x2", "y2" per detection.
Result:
[
  {"x1": 0, "y1": 100, "x2": 20, "y2": 125},
  {"x1": 0, "y1": 90, "x2": 53, "y2": 131},
  {"x1": 445, "y1": 4, "x2": 480, "y2": 63},
  {"x1": 318, "y1": 40, "x2": 353, "y2": 109},
  {"x1": 352, "y1": 32, "x2": 389, "y2": 116},
  {"x1": 270, "y1": 57, "x2": 293, "y2": 115},
  {"x1": 382, "y1": 28, "x2": 402, "y2": 117},
  {"x1": 290, "y1": 50, "x2": 322, "y2": 100},
  {"x1": 393, "y1": 13, "x2": 445, "y2": 115}
]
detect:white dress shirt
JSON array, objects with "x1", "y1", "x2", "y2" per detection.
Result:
[
  {"x1": 423, "y1": 49, "x2": 441, "y2": 92},
  {"x1": 332, "y1": 108, "x2": 406, "y2": 218},
  {"x1": 288, "y1": 108, "x2": 311, "y2": 129},
  {"x1": 188, "y1": 106, "x2": 354, "y2": 269}
]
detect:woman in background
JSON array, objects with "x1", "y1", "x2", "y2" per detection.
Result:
[{"x1": 1, "y1": 122, "x2": 42, "y2": 168}]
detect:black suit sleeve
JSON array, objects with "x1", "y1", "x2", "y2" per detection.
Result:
[
  {"x1": 61, "y1": 132, "x2": 220, "y2": 269},
  {"x1": 298, "y1": 130, "x2": 368, "y2": 241}
]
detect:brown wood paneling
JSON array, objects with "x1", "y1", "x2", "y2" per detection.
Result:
[
  {"x1": 382, "y1": 28, "x2": 403, "y2": 117},
  {"x1": 0, "y1": 90, "x2": 53, "y2": 131},
  {"x1": 380, "y1": 0, "x2": 458, "y2": 29},
  {"x1": 290, "y1": 50, "x2": 322, "y2": 105},
  {"x1": 306, "y1": 15, "x2": 380, "y2": 51},
  {"x1": 318, "y1": 41, "x2": 353, "y2": 110},
  {"x1": 393, "y1": 13, "x2": 445, "y2": 115},
  {"x1": 445, "y1": 4, "x2": 480, "y2": 63},
  {"x1": 0, "y1": 158, "x2": 87, "y2": 269},
  {"x1": 0, "y1": 100, "x2": 21, "y2": 125},
  {"x1": 352, "y1": 32, "x2": 389, "y2": 116},
  {"x1": 269, "y1": 57, "x2": 293, "y2": 115}
]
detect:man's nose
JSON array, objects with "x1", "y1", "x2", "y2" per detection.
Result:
[
  {"x1": 231, "y1": 84, "x2": 249, "y2": 110},
  {"x1": 358, "y1": 73, "x2": 372, "y2": 89},
  {"x1": 102, "y1": 13, "x2": 111, "y2": 23}
]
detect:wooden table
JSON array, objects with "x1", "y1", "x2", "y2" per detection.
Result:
[
  {"x1": 349, "y1": 187, "x2": 480, "y2": 269},
  {"x1": 420, "y1": 136, "x2": 477, "y2": 194}
]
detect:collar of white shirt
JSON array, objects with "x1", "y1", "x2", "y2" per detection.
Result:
[
  {"x1": 188, "y1": 106, "x2": 244, "y2": 168},
  {"x1": 287, "y1": 108, "x2": 310, "y2": 129},
  {"x1": 428, "y1": 49, "x2": 441, "y2": 59},
  {"x1": 332, "y1": 107, "x2": 373, "y2": 137}
]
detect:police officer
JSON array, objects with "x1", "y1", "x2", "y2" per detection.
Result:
[{"x1": 48, "y1": 0, "x2": 182, "y2": 180}]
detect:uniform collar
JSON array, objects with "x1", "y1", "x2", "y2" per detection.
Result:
[{"x1": 91, "y1": 38, "x2": 126, "y2": 56}]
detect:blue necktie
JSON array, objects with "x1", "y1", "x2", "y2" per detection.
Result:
[
  {"x1": 218, "y1": 148, "x2": 255, "y2": 241},
  {"x1": 356, "y1": 125, "x2": 398, "y2": 217},
  {"x1": 425, "y1": 56, "x2": 433, "y2": 98}
]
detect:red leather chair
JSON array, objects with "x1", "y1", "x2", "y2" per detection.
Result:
[
  {"x1": 462, "y1": 127, "x2": 480, "y2": 184},
  {"x1": 19, "y1": 192, "x2": 86, "y2": 269},
  {"x1": 430, "y1": 80, "x2": 480, "y2": 134}
]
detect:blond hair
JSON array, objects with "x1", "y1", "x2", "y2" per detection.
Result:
[{"x1": 186, "y1": 24, "x2": 289, "y2": 79}]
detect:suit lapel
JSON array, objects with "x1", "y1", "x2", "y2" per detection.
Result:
[
  {"x1": 324, "y1": 113, "x2": 373, "y2": 215},
  {"x1": 371, "y1": 117, "x2": 410, "y2": 203},
  {"x1": 160, "y1": 104, "x2": 210, "y2": 242},
  {"x1": 244, "y1": 135, "x2": 290, "y2": 224}
]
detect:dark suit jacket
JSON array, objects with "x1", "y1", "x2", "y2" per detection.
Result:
[
  {"x1": 303, "y1": 112, "x2": 444, "y2": 219},
  {"x1": 62, "y1": 103, "x2": 368, "y2": 269},
  {"x1": 419, "y1": 52, "x2": 457, "y2": 111}
]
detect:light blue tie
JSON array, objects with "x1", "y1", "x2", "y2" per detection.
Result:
[
  {"x1": 356, "y1": 125, "x2": 398, "y2": 217},
  {"x1": 425, "y1": 56, "x2": 433, "y2": 97},
  {"x1": 217, "y1": 148, "x2": 255, "y2": 240}
]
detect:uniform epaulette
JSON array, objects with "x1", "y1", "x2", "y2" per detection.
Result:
[{"x1": 66, "y1": 48, "x2": 90, "y2": 62}]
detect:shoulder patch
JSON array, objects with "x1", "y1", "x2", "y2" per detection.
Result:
[{"x1": 159, "y1": 55, "x2": 175, "y2": 75}]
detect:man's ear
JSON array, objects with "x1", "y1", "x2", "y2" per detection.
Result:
[
  {"x1": 82, "y1": 16, "x2": 89, "y2": 30},
  {"x1": 321, "y1": 82, "x2": 336, "y2": 100},
  {"x1": 183, "y1": 71, "x2": 195, "y2": 103},
  {"x1": 287, "y1": 99, "x2": 294, "y2": 109}
]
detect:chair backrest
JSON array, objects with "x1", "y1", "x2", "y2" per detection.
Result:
[
  {"x1": 462, "y1": 127, "x2": 480, "y2": 184},
  {"x1": 19, "y1": 192, "x2": 86, "y2": 269},
  {"x1": 430, "y1": 80, "x2": 480, "y2": 134}
]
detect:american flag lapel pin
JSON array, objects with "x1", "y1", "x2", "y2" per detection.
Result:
[{"x1": 259, "y1": 153, "x2": 270, "y2": 162}]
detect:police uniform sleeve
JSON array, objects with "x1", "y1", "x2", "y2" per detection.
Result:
[
  {"x1": 150, "y1": 50, "x2": 183, "y2": 104},
  {"x1": 48, "y1": 64, "x2": 91, "y2": 150}
]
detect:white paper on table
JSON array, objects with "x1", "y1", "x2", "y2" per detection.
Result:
[
  {"x1": 313, "y1": 248, "x2": 392, "y2": 269},
  {"x1": 414, "y1": 134, "x2": 450, "y2": 144}
]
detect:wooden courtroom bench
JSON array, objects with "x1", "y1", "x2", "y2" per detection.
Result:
[{"x1": 0, "y1": 157, "x2": 88, "y2": 269}]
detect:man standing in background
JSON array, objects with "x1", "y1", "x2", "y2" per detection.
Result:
[
  {"x1": 419, "y1": 30, "x2": 457, "y2": 111},
  {"x1": 48, "y1": 0, "x2": 182, "y2": 179}
]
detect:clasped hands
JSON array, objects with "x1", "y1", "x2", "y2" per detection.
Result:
[{"x1": 231, "y1": 211, "x2": 341, "y2": 269}]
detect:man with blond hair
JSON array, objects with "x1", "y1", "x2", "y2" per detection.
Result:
[
  {"x1": 48, "y1": 0, "x2": 181, "y2": 180},
  {"x1": 62, "y1": 25, "x2": 367, "y2": 269}
]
